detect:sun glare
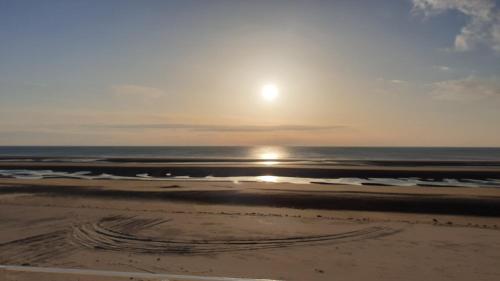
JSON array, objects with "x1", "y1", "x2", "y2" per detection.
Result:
[
  {"x1": 258, "y1": 175, "x2": 279, "y2": 183},
  {"x1": 261, "y1": 83, "x2": 279, "y2": 101},
  {"x1": 259, "y1": 152, "x2": 279, "y2": 160},
  {"x1": 254, "y1": 147, "x2": 284, "y2": 166}
]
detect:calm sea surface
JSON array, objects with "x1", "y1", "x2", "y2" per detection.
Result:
[{"x1": 1, "y1": 146, "x2": 500, "y2": 161}]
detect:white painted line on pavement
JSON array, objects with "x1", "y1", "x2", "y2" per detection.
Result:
[{"x1": 0, "y1": 264, "x2": 282, "y2": 281}]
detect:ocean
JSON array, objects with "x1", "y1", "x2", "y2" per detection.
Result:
[{"x1": 1, "y1": 146, "x2": 500, "y2": 161}]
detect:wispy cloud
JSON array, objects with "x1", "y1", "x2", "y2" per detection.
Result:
[
  {"x1": 91, "y1": 123, "x2": 346, "y2": 132},
  {"x1": 111, "y1": 84, "x2": 165, "y2": 98},
  {"x1": 412, "y1": 0, "x2": 500, "y2": 53},
  {"x1": 433, "y1": 65, "x2": 453, "y2": 71},
  {"x1": 374, "y1": 78, "x2": 413, "y2": 95},
  {"x1": 430, "y1": 76, "x2": 500, "y2": 100}
]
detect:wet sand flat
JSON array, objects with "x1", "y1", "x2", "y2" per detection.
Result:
[{"x1": 2, "y1": 161, "x2": 500, "y2": 179}]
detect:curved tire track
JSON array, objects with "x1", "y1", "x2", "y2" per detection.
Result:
[{"x1": 71, "y1": 216, "x2": 401, "y2": 255}]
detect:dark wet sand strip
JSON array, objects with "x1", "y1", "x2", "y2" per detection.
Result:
[{"x1": 1, "y1": 182, "x2": 500, "y2": 216}]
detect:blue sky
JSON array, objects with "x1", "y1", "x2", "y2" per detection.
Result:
[{"x1": 1, "y1": 0, "x2": 499, "y2": 146}]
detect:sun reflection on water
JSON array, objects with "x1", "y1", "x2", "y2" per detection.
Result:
[
  {"x1": 257, "y1": 175, "x2": 279, "y2": 183},
  {"x1": 252, "y1": 146, "x2": 287, "y2": 166},
  {"x1": 259, "y1": 152, "x2": 279, "y2": 160}
]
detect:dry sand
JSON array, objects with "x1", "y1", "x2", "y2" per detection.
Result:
[{"x1": 1, "y1": 178, "x2": 500, "y2": 280}]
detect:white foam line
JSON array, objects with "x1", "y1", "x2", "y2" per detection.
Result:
[{"x1": 0, "y1": 264, "x2": 280, "y2": 281}]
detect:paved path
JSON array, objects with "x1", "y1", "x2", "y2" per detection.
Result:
[{"x1": 0, "y1": 264, "x2": 280, "y2": 281}]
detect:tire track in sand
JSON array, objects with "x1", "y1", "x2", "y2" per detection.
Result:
[{"x1": 72, "y1": 215, "x2": 401, "y2": 255}]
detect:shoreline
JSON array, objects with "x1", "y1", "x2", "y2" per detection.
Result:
[{"x1": 1, "y1": 161, "x2": 500, "y2": 179}]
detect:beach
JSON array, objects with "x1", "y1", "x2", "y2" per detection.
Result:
[
  {"x1": 1, "y1": 160, "x2": 500, "y2": 280},
  {"x1": 3, "y1": 0, "x2": 500, "y2": 279}
]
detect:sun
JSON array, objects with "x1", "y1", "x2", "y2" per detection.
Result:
[{"x1": 261, "y1": 83, "x2": 279, "y2": 102}]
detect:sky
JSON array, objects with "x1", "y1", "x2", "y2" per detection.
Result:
[{"x1": 1, "y1": 0, "x2": 500, "y2": 146}]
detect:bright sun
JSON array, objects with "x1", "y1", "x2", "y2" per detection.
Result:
[{"x1": 261, "y1": 83, "x2": 279, "y2": 102}]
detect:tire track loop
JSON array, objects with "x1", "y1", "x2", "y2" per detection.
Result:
[{"x1": 72, "y1": 216, "x2": 401, "y2": 255}]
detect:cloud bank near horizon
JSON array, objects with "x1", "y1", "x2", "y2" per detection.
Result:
[{"x1": 90, "y1": 123, "x2": 347, "y2": 132}]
